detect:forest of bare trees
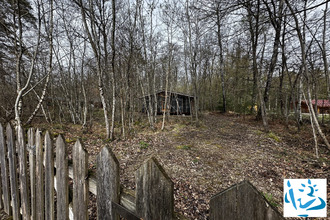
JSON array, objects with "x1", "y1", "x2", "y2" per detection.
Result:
[{"x1": 0, "y1": 0, "x2": 329, "y2": 144}]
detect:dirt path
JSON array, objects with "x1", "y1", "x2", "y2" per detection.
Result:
[{"x1": 103, "y1": 112, "x2": 329, "y2": 219}]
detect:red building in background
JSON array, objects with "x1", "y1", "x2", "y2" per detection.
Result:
[{"x1": 301, "y1": 100, "x2": 330, "y2": 114}]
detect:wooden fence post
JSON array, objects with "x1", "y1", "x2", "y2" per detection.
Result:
[
  {"x1": 45, "y1": 131, "x2": 54, "y2": 220},
  {"x1": 0, "y1": 124, "x2": 11, "y2": 215},
  {"x1": 73, "y1": 140, "x2": 89, "y2": 220},
  {"x1": 17, "y1": 125, "x2": 31, "y2": 219},
  {"x1": 0, "y1": 145, "x2": 2, "y2": 210},
  {"x1": 7, "y1": 124, "x2": 20, "y2": 220},
  {"x1": 210, "y1": 181, "x2": 284, "y2": 220},
  {"x1": 36, "y1": 129, "x2": 45, "y2": 220},
  {"x1": 28, "y1": 128, "x2": 36, "y2": 220},
  {"x1": 56, "y1": 135, "x2": 69, "y2": 220},
  {"x1": 136, "y1": 157, "x2": 174, "y2": 220},
  {"x1": 97, "y1": 146, "x2": 120, "y2": 220}
]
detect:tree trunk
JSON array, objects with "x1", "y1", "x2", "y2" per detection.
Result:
[
  {"x1": 78, "y1": 0, "x2": 110, "y2": 139},
  {"x1": 216, "y1": 5, "x2": 226, "y2": 113},
  {"x1": 109, "y1": 0, "x2": 116, "y2": 140},
  {"x1": 263, "y1": 0, "x2": 283, "y2": 108},
  {"x1": 322, "y1": 2, "x2": 330, "y2": 101},
  {"x1": 303, "y1": 92, "x2": 319, "y2": 158},
  {"x1": 286, "y1": 0, "x2": 330, "y2": 151}
]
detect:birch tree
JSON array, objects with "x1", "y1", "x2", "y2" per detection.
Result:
[
  {"x1": 76, "y1": 0, "x2": 113, "y2": 139},
  {"x1": 285, "y1": 0, "x2": 330, "y2": 152}
]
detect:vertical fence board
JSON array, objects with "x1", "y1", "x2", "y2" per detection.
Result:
[
  {"x1": 7, "y1": 124, "x2": 20, "y2": 220},
  {"x1": 236, "y1": 181, "x2": 284, "y2": 220},
  {"x1": 136, "y1": 157, "x2": 174, "y2": 220},
  {"x1": 28, "y1": 128, "x2": 36, "y2": 220},
  {"x1": 210, "y1": 184, "x2": 237, "y2": 220},
  {"x1": 44, "y1": 131, "x2": 54, "y2": 220},
  {"x1": 0, "y1": 153, "x2": 2, "y2": 210},
  {"x1": 56, "y1": 135, "x2": 69, "y2": 220},
  {"x1": 0, "y1": 149, "x2": 2, "y2": 210},
  {"x1": 17, "y1": 125, "x2": 31, "y2": 219},
  {"x1": 0, "y1": 124, "x2": 11, "y2": 214},
  {"x1": 36, "y1": 129, "x2": 44, "y2": 220},
  {"x1": 210, "y1": 181, "x2": 284, "y2": 220},
  {"x1": 97, "y1": 146, "x2": 120, "y2": 219},
  {"x1": 73, "y1": 140, "x2": 89, "y2": 220}
]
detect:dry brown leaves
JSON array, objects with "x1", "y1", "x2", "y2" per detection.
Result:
[{"x1": 31, "y1": 113, "x2": 329, "y2": 219}]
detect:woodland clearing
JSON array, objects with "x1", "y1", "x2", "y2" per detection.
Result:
[
  {"x1": 42, "y1": 112, "x2": 330, "y2": 219},
  {"x1": 1, "y1": 112, "x2": 329, "y2": 219}
]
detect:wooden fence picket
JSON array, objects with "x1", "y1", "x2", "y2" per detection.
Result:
[
  {"x1": 73, "y1": 140, "x2": 89, "y2": 220},
  {"x1": 0, "y1": 124, "x2": 10, "y2": 214},
  {"x1": 28, "y1": 128, "x2": 36, "y2": 220},
  {"x1": 97, "y1": 146, "x2": 120, "y2": 219},
  {"x1": 17, "y1": 125, "x2": 30, "y2": 219},
  {"x1": 6, "y1": 124, "x2": 20, "y2": 220},
  {"x1": 0, "y1": 127, "x2": 2, "y2": 210},
  {"x1": 135, "y1": 157, "x2": 174, "y2": 220},
  {"x1": 45, "y1": 131, "x2": 54, "y2": 220},
  {"x1": 56, "y1": 135, "x2": 69, "y2": 220},
  {"x1": 0, "y1": 151, "x2": 2, "y2": 210},
  {"x1": 210, "y1": 181, "x2": 284, "y2": 220},
  {"x1": 36, "y1": 129, "x2": 45, "y2": 220}
]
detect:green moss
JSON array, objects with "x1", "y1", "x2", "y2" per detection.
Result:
[
  {"x1": 268, "y1": 132, "x2": 281, "y2": 142},
  {"x1": 139, "y1": 141, "x2": 149, "y2": 149},
  {"x1": 176, "y1": 145, "x2": 192, "y2": 150},
  {"x1": 254, "y1": 130, "x2": 263, "y2": 135},
  {"x1": 262, "y1": 192, "x2": 279, "y2": 208},
  {"x1": 215, "y1": 144, "x2": 223, "y2": 149},
  {"x1": 65, "y1": 138, "x2": 76, "y2": 144}
]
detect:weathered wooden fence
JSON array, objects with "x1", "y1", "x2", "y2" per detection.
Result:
[{"x1": 0, "y1": 123, "x2": 284, "y2": 220}]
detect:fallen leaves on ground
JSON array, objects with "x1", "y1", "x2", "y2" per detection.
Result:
[{"x1": 21, "y1": 113, "x2": 330, "y2": 219}]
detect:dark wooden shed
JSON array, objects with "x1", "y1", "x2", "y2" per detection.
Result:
[{"x1": 142, "y1": 90, "x2": 194, "y2": 115}]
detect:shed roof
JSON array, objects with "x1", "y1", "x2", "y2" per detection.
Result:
[
  {"x1": 302, "y1": 99, "x2": 330, "y2": 107},
  {"x1": 142, "y1": 90, "x2": 194, "y2": 98}
]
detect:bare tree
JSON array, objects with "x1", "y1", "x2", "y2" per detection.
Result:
[
  {"x1": 12, "y1": 0, "x2": 40, "y2": 127},
  {"x1": 110, "y1": 0, "x2": 117, "y2": 140},
  {"x1": 76, "y1": 0, "x2": 112, "y2": 139},
  {"x1": 25, "y1": 0, "x2": 53, "y2": 125},
  {"x1": 285, "y1": 0, "x2": 330, "y2": 152}
]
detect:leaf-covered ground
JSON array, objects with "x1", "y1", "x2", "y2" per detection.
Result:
[
  {"x1": 74, "y1": 112, "x2": 329, "y2": 219},
  {"x1": 2, "y1": 112, "x2": 329, "y2": 219}
]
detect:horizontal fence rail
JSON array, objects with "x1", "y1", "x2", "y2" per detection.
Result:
[{"x1": 0, "y1": 123, "x2": 284, "y2": 220}]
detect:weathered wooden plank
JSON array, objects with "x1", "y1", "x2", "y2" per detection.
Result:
[
  {"x1": 112, "y1": 202, "x2": 140, "y2": 220},
  {"x1": 210, "y1": 181, "x2": 284, "y2": 220},
  {"x1": 55, "y1": 135, "x2": 69, "y2": 220},
  {"x1": 6, "y1": 124, "x2": 20, "y2": 220},
  {"x1": 236, "y1": 181, "x2": 284, "y2": 220},
  {"x1": 120, "y1": 188, "x2": 136, "y2": 214},
  {"x1": 135, "y1": 157, "x2": 174, "y2": 220},
  {"x1": 36, "y1": 129, "x2": 44, "y2": 220},
  {"x1": 0, "y1": 126, "x2": 2, "y2": 210},
  {"x1": 28, "y1": 127, "x2": 36, "y2": 220},
  {"x1": 44, "y1": 131, "x2": 54, "y2": 220},
  {"x1": 73, "y1": 140, "x2": 88, "y2": 220},
  {"x1": 0, "y1": 153, "x2": 2, "y2": 210},
  {"x1": 97, "y1": 146, "x2": 120, "y2": 219},
  {"x1": 68, "y1": 165, "x2": 136, "y2": 214},
  {"x1": 0, "y1": 123, "x2": 11, "y2": 214},
  {"x1": 17, "y1": 125, "x2": 31, "y2": 219},
  {"x1": 210, "y1": 183, "x2": 237, "y2": 220}
]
